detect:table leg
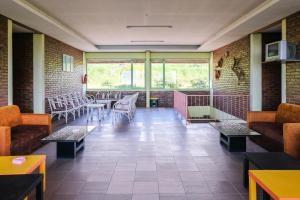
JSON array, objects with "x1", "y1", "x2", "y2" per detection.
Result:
[
  {"x1": 243, "y1": 158, "x2": 249, "y2": 188},
  {"x1": 39, "y1": 159, "x2": 46, "y2": 191},
  {"x1": 249, "y1": 176, "x2": 257, "y2": 200},
  {"x1": 97, "y1": 108, "x2": 100, "y2": 121},
  {"x1": 36, "y1": 178, "x2": 44, "y2": 200},
  {"x1": 262, "y1": 190, "x2": 271, "y2": 200},
  {"x1": 87, "y1": 107, "x2": 89, "y2": 121}
]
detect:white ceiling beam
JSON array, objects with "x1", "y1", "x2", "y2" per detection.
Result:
[
  {"x1": 12, "y1": 0, "x2": 94, "y2": 47},
  {"x1": 199, "y1": 0, "x2": 281, "y2": 50}
]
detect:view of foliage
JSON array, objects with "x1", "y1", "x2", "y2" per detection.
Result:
[
  {"x1": 87, "y1": 62, "x2": 209, "y2": 90},
  {"x1": 87, "y1": 62, "x2": 144, "y2": 90},
  {"x1": 152, "y1": 62, "x2": 209, "y2": 89}
]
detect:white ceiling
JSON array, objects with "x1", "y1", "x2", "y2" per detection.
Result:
[{"x1": 0, "y1": 0, "x2": 300, "y2": 52}]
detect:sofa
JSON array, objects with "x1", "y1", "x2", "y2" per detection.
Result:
[
  {"x1": 247, "y1": 103, "x2": 300, "y2": 159},
  {"x1": 0, "y1": 105, "x2": 52, "y2": 156}
]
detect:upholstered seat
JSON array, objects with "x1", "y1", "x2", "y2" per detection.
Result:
[
  {"x1": 247, "y1": 103, "x2": 300, "y2": 159},
  {"x1": 11, "y1": 125, "x2": 49, "y2": 155},
  {"x1": 0, "y1": 105, "x2": 52, "y2": 156},
  {"x1": 250, "y1": 122, "x2": 283, "y2": 152}
]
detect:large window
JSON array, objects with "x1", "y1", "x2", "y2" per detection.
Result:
[
  {"x1": 151, "y1": 60, "x2": 209, "y2": 89},
  {"x1": 87, "y1": 60, "x2": 145, "y2": 90}
]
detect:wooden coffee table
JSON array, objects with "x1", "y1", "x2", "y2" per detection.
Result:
[{"x1": 210, "y1": 121, "x2": 260, "y2": 152}]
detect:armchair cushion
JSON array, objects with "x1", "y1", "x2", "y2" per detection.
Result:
[
  {"x1": 250, "y1": 122, "x2": 283, "y2": 152},
  {"x1": 276, "y1": 103, "x2": 300, "y2": 123},
  {"x1": 11, "y1": 125, "x2": 49, "y2": 155},
  {"x1": 0, "y1": 105, "x2": 22, "y2": 127},
  {"x1": 247, "y1": 111, "x2": 276, "y2": 125},
  {"x1": 21, "y1": 114, "x2": 52, "y2": 132}
]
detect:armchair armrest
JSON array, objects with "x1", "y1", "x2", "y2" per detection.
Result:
[
  {"x1": 21, "y1": 114, "x2": 52, "y2": 133},
  {"x1": 283, "y1": 123, "x2": 300, "y2": 159},
  {"x1": 0, "y1": 126, "x2": 11, "y2": 156},
  {"x1": 247, "y1": 111, "x2": 276, "y2": 127}
]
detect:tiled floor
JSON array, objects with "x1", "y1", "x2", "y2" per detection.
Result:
[{"x1": 34, "y1": 108, "x2": 265, "y2": 200}]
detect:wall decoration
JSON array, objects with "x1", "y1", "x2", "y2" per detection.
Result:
[
  {"x1": 224, "y1": 51, "x2": 230, "y2": 58},
  {"x1": 214, "y1": 57, "x2": 223, "y2": 80},
  {"x1": 63, "y1": 54, "x2": 74, "y2": 72},
  {"x1": 232, "y1": 57, "x2": 245, "y2": 85}
]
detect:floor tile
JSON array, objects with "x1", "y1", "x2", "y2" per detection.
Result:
[
  {"x1": 55, "y1": 181, "x2": 85, "y2": 195},
  {"x1": 107, "y1": 182, "x2": 133, "y2": 194},
  {"x1": 158, "y1": 182, "x2": 185, "y2": 194},
  {"x1": 35, "y1": 108, "x2": 264, "y2": 200},
  {"x1": 134, "y1": 171, "x2": 158, "y2": 182},
  {"x1": 104, "y1": 194, "x2": 132, "y2": 200},
  {"x1": 207, "y1": 181, "x2": 238, "y2": 194},
  {"x1": 132, "y1": 194, "x2": 159, "y2": 200},
  {"x1": 182, "y1": 181, "x2": 210, "y2": 194},
  {"x1": 133, "y1": 182, "x2": 158, "y2": 194},
  {"x1": 180, "y1": 172, "x2": 204, "y2": 182},
  {"x1": 111, "y1": 171, "x2": 135, "y2": 182},
  {"x1": 81, "y1": 182, "x2": 110, "y2": 194}
]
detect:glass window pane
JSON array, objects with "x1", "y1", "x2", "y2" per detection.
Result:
[
  {"x1": 165, "y1": 63, "x2": 209, "y2": 89},
  {"x1": 87, "y1": 62, "x2": 131, "y2": 90},
  {"x1": 132, "y1": 63, "x2": 145, "y2": 89},
  {"x1": 151, "y1": 63, "x2": 164, "y2": 88}
]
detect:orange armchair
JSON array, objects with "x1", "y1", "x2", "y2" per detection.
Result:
[
  {"x1": 0, "y1": 105, "x2": 52, "y2": 156},
  {"x1": 247, "y1": 103, "x2": 300, "y2": 159}
]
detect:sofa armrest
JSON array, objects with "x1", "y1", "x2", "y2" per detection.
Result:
[
  {"x1": 247, "y1": 111, "x2": 276, "y2": 127},
  {"x1": 283, "y1": 123, "x2": 300, "y2": 159},
  {"x1": 21, "y1": 114, "x2": 52, "y2": 133},
  {"x1": 0, "y1": 126, "x2": 11, "y2": 156}
]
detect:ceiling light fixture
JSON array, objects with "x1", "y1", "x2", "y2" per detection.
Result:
[
  {"x1": 95, "y1": 45, "x2": 200, "y2": 51},
  {"x1": 126, "y1": 25, "x2": 173, "y2": 29},
  {"x1": 131, "y1": 40, "x2": 165, "y2": 43}
]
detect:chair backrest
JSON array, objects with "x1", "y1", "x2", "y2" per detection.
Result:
[
  {"x1": 0, "y1": 105, "x2": 22, "y2": 127},
  {"x1": 48, "y1": 97, "x2": 57, "y2": 111},
  {"x1": 276, "y1": 103, "x2": 300, "y2": 123}
]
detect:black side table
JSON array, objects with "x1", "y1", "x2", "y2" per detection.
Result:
[
  {"x1": 243, "y1": 152, "x2": 300, "y2": 188},
  {"x1": 0, "y1": 174, "x2": 44, "y2": 200},
  {"x1": 243, "y1": 152, "x2": 300, "y2": 200}
]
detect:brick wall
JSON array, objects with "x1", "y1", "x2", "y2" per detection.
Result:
[
  {"x1": 86, "y1": 90, "x2": 207, "y2": 108},
  {"x1": 13, "y1": 33, "x2": 33, "y2": 112},
  {"x1": 261, "y1": 33, "x2": 282, "y2": 111},
  {"x1": 150, "y1": 91, "x2": 174, "y2": 107},
  {"x1": 0, "y1": 15, "x2": 8, "y2": 106},
  {"x1": 262, "y1": 63, "x2": 281, "y2": 111},
  {"x1": 212, "y1": 36, "x2": 250, "y2": 119},
  {"x1": 44, "y1": 36, "x2": 84, "y2": 113},
  {"x1": 87, "y1": 90, "x2": 146, "y2": 107},
  {"x1": 213, "y1": 36, "x2": 250, "y2": 95},
  {"x1": 286, "y1": 11, "x2": 300, "y2": 104}
]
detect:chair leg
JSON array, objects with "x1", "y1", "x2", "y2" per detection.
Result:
[{"x1": 65, "y1": 112, "x2": 68, "y2": 124}]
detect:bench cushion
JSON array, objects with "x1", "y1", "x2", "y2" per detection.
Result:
[
  {"x1": 0, "y1": 105, "x2": 22, "y2": 127},
  {"x1": 276, "y1": 103, "x2": 300, "y2": 123},
  {"x1": 250, "y1": 122, "x2": 283, "y2": 152},
  {"x1": 11, "y1": 125, "x2": 49, "y2": 155}
]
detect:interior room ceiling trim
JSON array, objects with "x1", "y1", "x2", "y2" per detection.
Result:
[{"x1": 12, "y1": 0, "x2": 94, "y2": 47}]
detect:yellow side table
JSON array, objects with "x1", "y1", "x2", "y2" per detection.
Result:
[
  {"x1": 0, "y1": 155, "x2": 46, "y2": 191},
  {"x1": 249, "y1": 170, "x2": 300, "y2": 200}
]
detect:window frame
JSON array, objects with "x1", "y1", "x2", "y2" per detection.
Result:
[
  {"x1": 86, "y1": 59, "x2": 146, "y2": 91},
  {"x1": 150, "y1": 59, "x2": 210, "y2": 91}
]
